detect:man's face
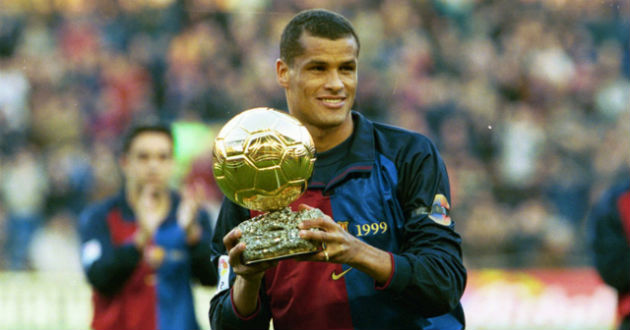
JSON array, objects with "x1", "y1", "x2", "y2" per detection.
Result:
[
  {"x1": 121, "y1": 132, "x2": 174, "y2": 190},
  {"x1": 277, "y1": 33, "x2": 358, "y2": 131}
]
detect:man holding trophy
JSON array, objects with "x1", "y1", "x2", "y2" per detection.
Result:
[{"x1": 210, "y1": 9, "x2": 467, "y2": 330}]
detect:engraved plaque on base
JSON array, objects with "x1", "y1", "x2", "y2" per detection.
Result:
[{"x1": 212, "y1": 107, "x2": 322, "y2": 264}]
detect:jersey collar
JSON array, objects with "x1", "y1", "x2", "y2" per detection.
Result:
[{"x1": 310, "y1": 111, "x2": 375, "y2": 192}]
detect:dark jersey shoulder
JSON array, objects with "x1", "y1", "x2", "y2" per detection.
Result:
[
  {"x1": 78, "y1": 196, "x2": 119, "y2": 233},
  {"x1": 370, "y1": 120, "x2": 451, "y2": 216},
  {"x1": 372, "y1": 121, "x2": 441, "y2": 166}
]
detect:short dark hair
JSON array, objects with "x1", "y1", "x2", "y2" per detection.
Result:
[
  {"x1": 121, "y1": 122, "x2": 173, "y2": 155},
  {"x1": 280, "y1": 9, "x2": 360, "y2": 65}
]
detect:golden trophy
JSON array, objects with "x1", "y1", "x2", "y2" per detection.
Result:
[{"x1": 212, "y1": 107, "x2": 323, "y2": 264}]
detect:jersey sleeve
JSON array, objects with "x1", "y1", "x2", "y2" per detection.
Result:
[
  {"x1": 588, "y1": 186, "x2": 630, "y2": 293},
  {"x1": 209, "y1": 198, "x2": 272, "y2": 329},
  {"x1": 78, "y1": 204, "x2": 142, "y2": 295},
  {"x1": 209, "y1": 198, "x2": 250, "y2": 264},
  {"x1": 385, "y1": 138, "x2": 467, "y2": 317},
  {"x1": 209, "y1": 272, "x2": 273, "y2": 330},
  {"x1": 189, "y1": 208, "x2": 218, "y2": 286}
]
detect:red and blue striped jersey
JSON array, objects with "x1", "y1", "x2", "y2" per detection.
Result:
[
  {"x1": 79, "y1": 191, "x2": 217, "y2": 330},
  {"x1": 588, "y1": 179, "x2": 630, "y2": 329},
  {"x1": 210, "y1": 111, "x2": 466, "y2": 330}
]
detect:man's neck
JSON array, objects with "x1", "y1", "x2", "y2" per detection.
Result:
[{"x1": 307, "y1": 117, "x2": 354, "y2": 153}]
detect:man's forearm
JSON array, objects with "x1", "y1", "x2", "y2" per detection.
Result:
[
  {"x1": 350, "y1": 242, "x2": 392, "y2": 284},
  {"x1": 87, "y1": 245, "x2": 141, "y2": 294},
  {"x1": 232, "y1": 274, "x2": 264, "y2": 316}
]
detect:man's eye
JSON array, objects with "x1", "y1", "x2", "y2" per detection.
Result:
[
  {"x1": 310, "y1": 66, "x2": 325, "y2": 71},
  {"x1": 341, "y1": 65, "x2": 355, "y2": 72},
  {"x1": 138, "y1": 154, "x2": 149, "y2": 161}
]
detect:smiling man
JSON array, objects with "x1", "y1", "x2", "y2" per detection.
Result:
[
  {"x1": 277, "y1": 25, "x2": 358, "y2": 152},
  {"x1": 210, "y1": 9, "x2": 467, "y2": 330}
]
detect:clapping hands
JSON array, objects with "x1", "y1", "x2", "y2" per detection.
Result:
[{"x1": 177, "y1": 181, "x2": 207, "y2": 244}]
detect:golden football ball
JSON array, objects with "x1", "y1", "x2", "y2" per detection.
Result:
[{"x1": 212, "y1": 107, "x2": 316, "y2": 212}]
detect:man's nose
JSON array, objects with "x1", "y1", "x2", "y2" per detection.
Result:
[
  {"x1": 148, "y1": 157, "x2": 162, "y2": 168},
  {"x1": 324, "y1": 70, "x2": 344, "y2": 91}
]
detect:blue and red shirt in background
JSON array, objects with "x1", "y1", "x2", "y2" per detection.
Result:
[{"x1": 79, "y1": 191, "x2": 216, "y2": 330}]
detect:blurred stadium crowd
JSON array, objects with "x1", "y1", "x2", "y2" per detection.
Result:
[{"x1": 0, "y1": 0, "x2": 628, "y2": 272}]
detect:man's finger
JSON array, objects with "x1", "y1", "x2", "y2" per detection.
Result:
[
  {"x1": 228, "y1": 242, "x2": 246, "y2": 267},
  {"x1": 298, "y1": 203, "x2": 314, "y2": 211},
  {"x1": 223, "y1": 228, "x2": 242, "y2": 251},
  {"x1": 299, "y1": 216, "x2": 336, "y2": 231},
  {"x1": 299, "y1": 228, "x2": 331, "y2": 242}
]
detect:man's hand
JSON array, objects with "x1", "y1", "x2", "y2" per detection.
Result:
[
  {"x1": 223, "y1": 227, "x2": 278, "y2": 316},
  {"x1": 296, "y1": 204, "x2": 393, "y2": 284},
  {"x1": 177, "y1": 181, "x2": 205, "y2": 244},
  {"x1": 223, "y1": 228, "x2": 278, "y2": 280},
  {"x1": 296, "y1": 204, "x2": 361, "y2": 264},
  {"x1": 132, "y1": 184, "x2": 170, "y2": 270},
  {"x1": 134, "y1": 184, "x2": 167, "y2": 248}
]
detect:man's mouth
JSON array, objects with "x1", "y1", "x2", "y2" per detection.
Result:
[
  {"x1": 322, "y1": 98, "x2": 342, "y2": 103},
  {"x1": 319, "y1": 97, "x2": 346, "y2": 108}
]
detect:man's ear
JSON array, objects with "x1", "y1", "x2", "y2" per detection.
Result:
[{"x1": 276, "y1": 59, "x2": 289, "y2": 88}]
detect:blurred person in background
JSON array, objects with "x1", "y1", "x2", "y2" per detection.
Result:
[
  {"x1": 28, "y1": 210, "x2": 81, "y2": 273},
  {"x1": 1, "y1": 144, "x2": 49, "y2": 270},
  {"x1": 0, "y1": 56, "x2": 30, "y2": 147},
  {"x1": 588, "y1": 177, "x2": 630, "y2": 330},
  {"x1": 78, "y1": 122, "x2": 217, "y2": 330}
]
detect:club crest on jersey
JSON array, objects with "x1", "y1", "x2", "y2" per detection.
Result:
[{"x1": 428, "y1": 194, "x2": 451, "y2": 226}]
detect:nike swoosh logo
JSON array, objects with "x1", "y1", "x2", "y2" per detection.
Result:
[{"x1": 331, "y1": 267, "x2": 353, "y2": 280}]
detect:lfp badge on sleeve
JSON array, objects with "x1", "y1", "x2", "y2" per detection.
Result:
[{"x1": 217, "y1": 255, "x2": 231, "y2": 292}]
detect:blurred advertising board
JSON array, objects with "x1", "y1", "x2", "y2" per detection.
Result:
[
  {"x1": 0, "y1": 272, "x2": 214, "y2": 330},
  {"x1": 462, "y1": 268, "x2": 617, "y2": 330},
  {"x1": 0, "y1": 268, "x2": 617, "y2": 329}
]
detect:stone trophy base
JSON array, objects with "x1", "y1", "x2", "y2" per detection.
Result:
[{"x1": 237, "y1": 207, "x2": 325, "y2": 264}]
